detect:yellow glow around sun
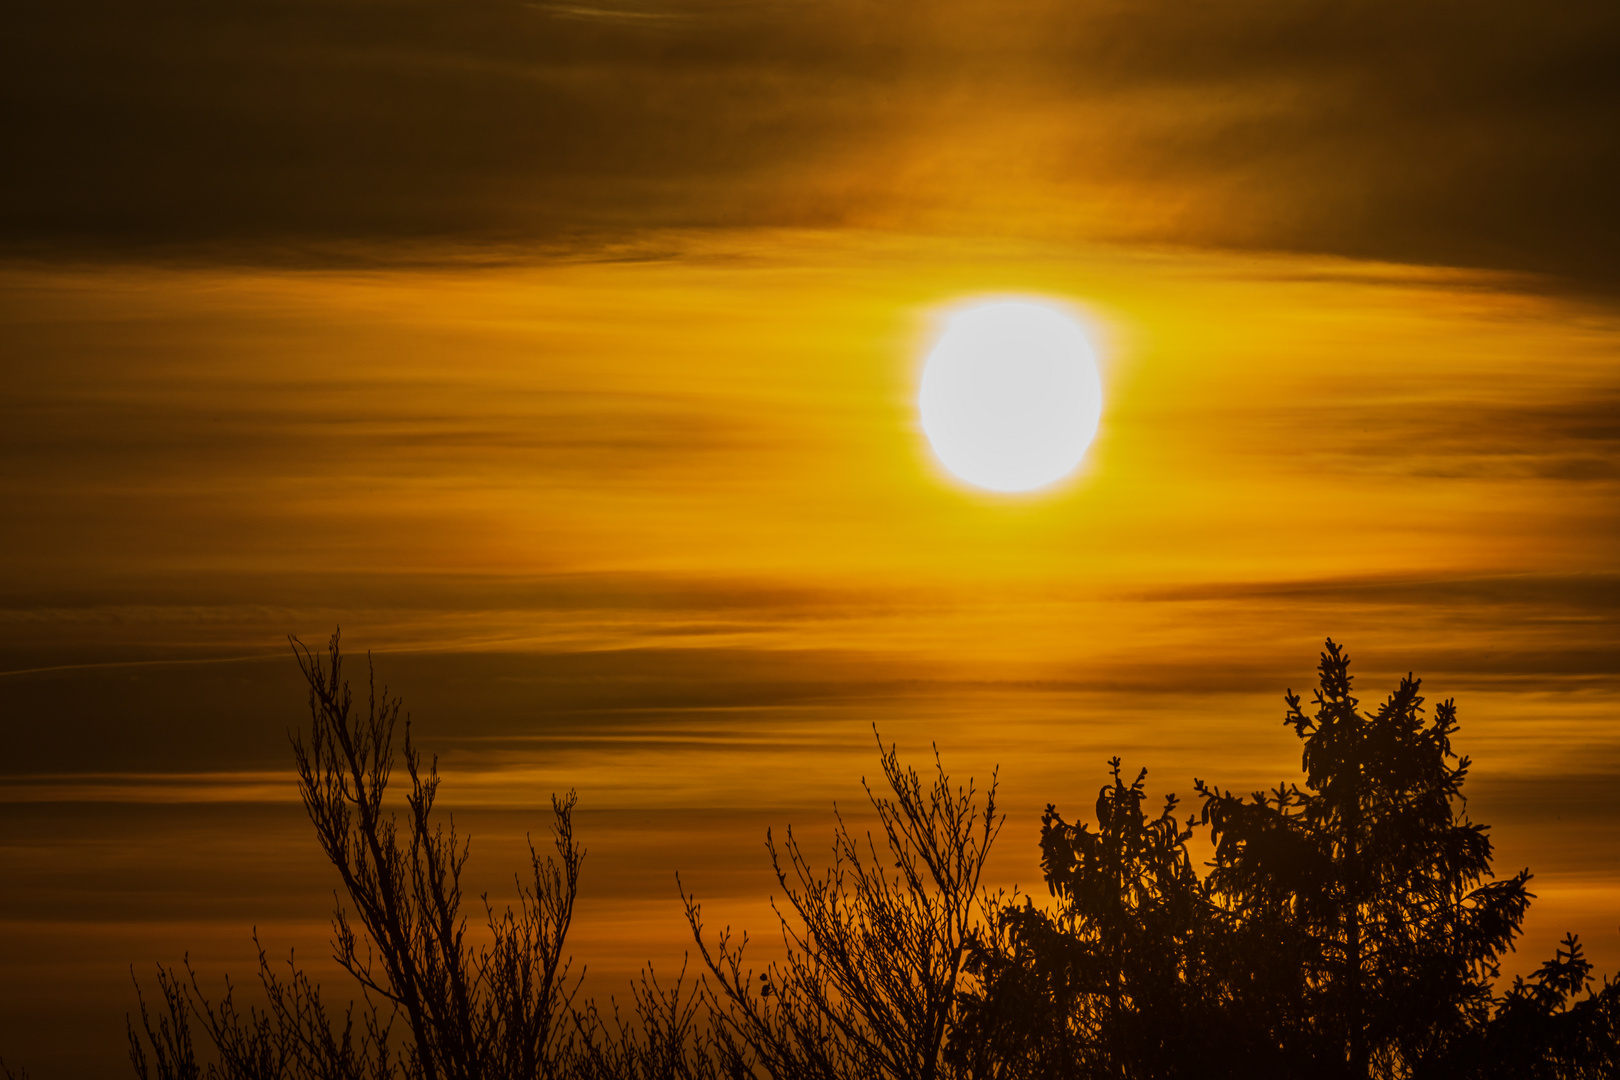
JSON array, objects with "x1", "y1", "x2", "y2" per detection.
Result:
[{"x1": 919, "y1": 299, "x2": 1102, "y2": 492}]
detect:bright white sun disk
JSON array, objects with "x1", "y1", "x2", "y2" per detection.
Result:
[{"x1": 919, "y1": 301, "x2": 1102, "y2": 492}]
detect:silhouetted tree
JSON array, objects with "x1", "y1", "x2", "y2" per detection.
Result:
[
  {"x1": 686, "y1": 735, "x2": 1002, "y2": 1080},
  {"x1": 959, "y1": 640, "x2": 1618, "y2": 1080},
  {"x1": 949, "y1": 757, "x2": 1296, "y2": 1080},
  {"x1": 1194, "y1": 640, "x2": 1533, "y2": 1077},
  {"x1": 130, "y1": 631, "x2": 584, "y2": 1080},
  {"x1": 122, "y1": 634, "x2": 1620, "y2": 1080},
  {"x1": 289, "y1": 632, "x2": 583, "y2": 1080},
  {"x1": 1434, "y1": 932, "x2": 1620, "y2": 1080},
  {"x1": 571, "y1": 961, "x2": 739, "y2": 1080}
]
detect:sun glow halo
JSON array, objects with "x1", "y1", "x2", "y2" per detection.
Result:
[{"x1": 919, "y1": 300, "x2": 1102, "y2": 493}]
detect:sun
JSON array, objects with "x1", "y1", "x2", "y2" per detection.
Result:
[{"x1": 919, "y1": 299, "x2": 1102, "y2": 493}]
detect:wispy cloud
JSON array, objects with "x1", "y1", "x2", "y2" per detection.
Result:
[{"x1": 3, "y1": 0, "x2": 1616, "y2": 283}]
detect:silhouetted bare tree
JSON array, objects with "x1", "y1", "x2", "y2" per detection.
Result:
[
  {"x1": 130, "y1": 936, "x2": 397, "y2": 1080},
  {"x1": 571, "y1": 961, "x2": 742, "y2": 1080},
  {"x1": 289, "y1": 631, "x2": 583, "y2": 1080},
  {"x1": 685, "y1": 735, "x2": 1002, "y2": 1080},
  {"x1": 130, "y1": 631, "x2": 584, "y2": 1080}
]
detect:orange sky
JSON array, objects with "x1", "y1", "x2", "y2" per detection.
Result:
[
  {"x1": 2, "y1": 0, "x2": 1619, "y2": 1073},
  {"x1": 3, "y1": 232, "x2": 1617, "y2": 1074}
]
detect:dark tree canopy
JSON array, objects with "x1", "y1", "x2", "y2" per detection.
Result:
[
  {"x1": 1196, "y1": 641, "x2": 1535, "y2": 1075},
  {"x1": 958, "y1": 640, "x2": 1619, "y2": 1080}
]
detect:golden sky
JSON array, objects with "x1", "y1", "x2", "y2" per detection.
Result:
[{"x1": 2, "y1": 0, "x2": 1619, "y2": 1074}]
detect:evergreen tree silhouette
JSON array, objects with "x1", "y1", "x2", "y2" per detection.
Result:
[
  {"x1": 1195, "y1": 639, "x2": 1534, "y2": 1077},
  {"x1": 950, "y1": 760, "x2": 1251, "y2": 1079},
  {"x1": 959, "y1": 640, "x2": 1618, "y2": 1080}
]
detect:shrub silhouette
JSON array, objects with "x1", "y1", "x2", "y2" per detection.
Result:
[{"x1": 124, "y1": 635, "x2": 1619, "y2": 1080}]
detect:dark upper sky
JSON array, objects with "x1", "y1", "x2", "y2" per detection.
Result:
[{"x1": 5, "y1": 0, "x2": 1618, "y2": 283}]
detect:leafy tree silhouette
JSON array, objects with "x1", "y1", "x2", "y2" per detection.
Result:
[
  {"x1": 947, "y1": 759, "x2": 1210, "y2": 1078},
  {"x1": 959, "y1": 639, "x2": 1619, "y2": 1080},
  {"x1": 1194, "y1": 639, "x2": 1535, "y2": 1076},
  {"x1": 1425, "y1": 931, "x2": 1620, "y2": 1079}
]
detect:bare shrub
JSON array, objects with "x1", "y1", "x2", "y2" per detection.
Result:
[{"x1": 685, "y1": 734, "x2": 1002, "y2": 1080}]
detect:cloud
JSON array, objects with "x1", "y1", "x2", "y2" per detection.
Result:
[
  {"x1": 1140, "y1": 572, "x2": 1620, "y2": 615},
  {"x1": 1212, "y1": 393, "x2": 1620, "y2": 481},
  {"x1": 3, "y1": 0, "x2": 1616, "y2": 284}
]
